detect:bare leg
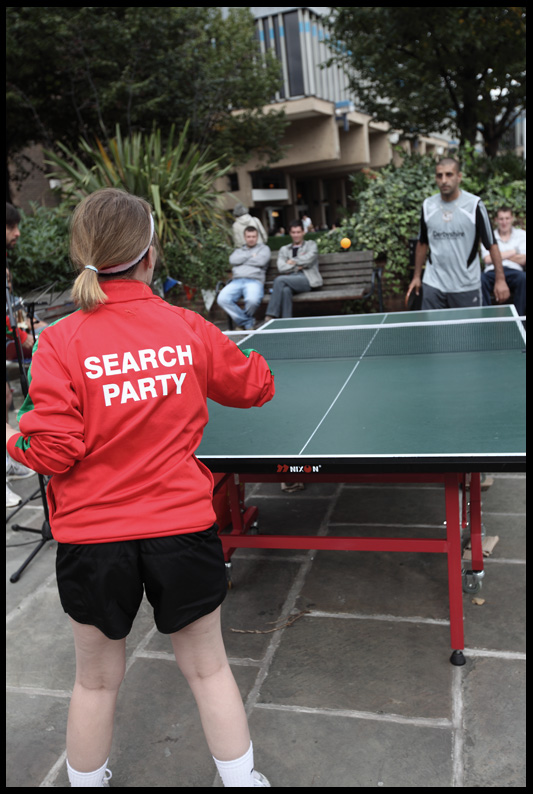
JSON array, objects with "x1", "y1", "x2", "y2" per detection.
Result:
[
  {"x1": 66, "y1": 619, "x2": 126, "y2": 772},
  {"x1": 170, "y1": 606, "x2": 250, "y2": 761}
]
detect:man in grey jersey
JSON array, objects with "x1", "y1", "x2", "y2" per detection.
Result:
[{"x1": 406, "y1": 159, "x2": 510, "y2": 310}]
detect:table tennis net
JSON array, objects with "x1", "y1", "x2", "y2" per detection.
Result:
[{"x1": 231, "y1": 316, "x2": 526, "y2": 361}]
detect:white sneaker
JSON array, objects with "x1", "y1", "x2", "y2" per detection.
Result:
[
  {"x1": 253, "y1": 770, "x2": 271, "y2": 787},
  {"x1": 103, "y1": 768, "x2": 112, "y2": 787},
  {"x1": 6, "y1": 455, "x2": 35, "y2": 482},
  {"x1": 6, "y1": 482, "x2": 22, "y2": 507}
]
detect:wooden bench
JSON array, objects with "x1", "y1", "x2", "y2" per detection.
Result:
[
  {"x1": 263, "y1": 250, "x2": 381, "y2": 310},
  {"x1": 217, "y1": 250, "x2": 383, "y2": 326}
]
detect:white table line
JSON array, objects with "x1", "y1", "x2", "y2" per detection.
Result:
[{"x1": 298, "y1": 314, "x2": 389, "y2": 455}]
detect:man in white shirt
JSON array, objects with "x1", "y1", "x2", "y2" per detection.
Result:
[
  {"x1": 301, "y1": 213, "x2": 314, "y2": 233},
  {"x1": 481, "y1": 207, "x2": 526, "y2": 316}
]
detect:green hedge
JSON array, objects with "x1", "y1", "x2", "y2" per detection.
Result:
[
  {"x1": 8, "y1": 203, "x2": 73, "y2": 293},
  {"x1": 267, "y1": 231, "x2": 323, "y2": 251},
  {"x1": 10, "y1": 150, "x2": 526, "y2": 300}
]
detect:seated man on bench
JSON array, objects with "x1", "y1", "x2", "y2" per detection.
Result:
[
  {"x1": 264, "y1": 219, "x2": 322, "y2": 320},
  {"x1": 217, "y1": 227, "x2": 271, "y2": 330}
]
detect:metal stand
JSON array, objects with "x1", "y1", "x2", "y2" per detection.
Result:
[{"x1": 9, "y1": 475, "x2": 53, "y2": 583}]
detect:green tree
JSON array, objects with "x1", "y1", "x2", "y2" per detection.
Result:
[
  {"x1": 326, "y1": 7, "x2": 526, "y2": 156},
  {"x1": 6, "y1": 7, "x2": 287, "y2": 197}
]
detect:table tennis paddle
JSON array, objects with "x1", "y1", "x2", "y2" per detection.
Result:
[{"x1": 405, "y1": 287, "x2": 423, "y2": 311}]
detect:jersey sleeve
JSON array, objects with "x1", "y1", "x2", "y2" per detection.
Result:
[
  {"x1": 476, "y1": 201, "x2": 496, "y2": 251},
  {"x1": 6, "y1": 316, "x2": 28, "y2": 344},
  {"x1": 6, "y1": 328, "x2": 86, "y2": 475},
  {"x1": 195, "y1": 317, "x2": 275, "y2": 409},
  {"x1": 418, "y1": 207, "x2": 429, "y2": 245}
]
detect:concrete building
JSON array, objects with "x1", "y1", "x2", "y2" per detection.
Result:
[{"x1": 218, "y1": 7, "x2": 449, "y2": 233}]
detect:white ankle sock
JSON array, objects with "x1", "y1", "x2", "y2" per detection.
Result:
[
  {"x1": 67, "y1": 758, "x2": 109, "y2": 787},
  {"x1": 213, "y1": 741, "x2": 255, "y2": 787}
]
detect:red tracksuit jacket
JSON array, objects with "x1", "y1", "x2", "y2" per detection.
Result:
[{"x1": 7, "y1": 280, "x2": 275, "y2": 543}]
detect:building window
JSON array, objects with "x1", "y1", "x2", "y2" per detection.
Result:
[
  {"x1": 272, "y1": 16, "x2": 285, "y2": 100},
  {"x1": 228, "y1": 173, "x2": 240, "y2": 192},
  {"x1": 283, "y1": 11, "x2": 305, "y2": 97},
  {"x1": 252, "y1": 172, "x2": 286, "y2": 190}
]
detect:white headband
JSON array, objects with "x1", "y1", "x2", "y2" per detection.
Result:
[{"x1": 98, "y1": 214, "x2": 154, "y2": 274}]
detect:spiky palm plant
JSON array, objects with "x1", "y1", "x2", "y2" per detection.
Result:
[{"x1": 44, "y1": 123, "x2": 233, "y2": 290}]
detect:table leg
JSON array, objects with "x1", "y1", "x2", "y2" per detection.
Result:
[
  {"x1": 461, "y1": 474, "x2": 468, "y2": 529},
  {"x1": 468, "y1": 473, "x2": 485, "y2": 572},
  {"x1": 220, "y1": 475, "x2": 258, "y2": 565},
  {"x1": 445, "y1": 475, "x2": 466, "y2": 665}
]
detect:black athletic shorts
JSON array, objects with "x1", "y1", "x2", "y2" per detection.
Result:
[{"x1": 56, "y1": 524, "x2": 227, "y2": 640}]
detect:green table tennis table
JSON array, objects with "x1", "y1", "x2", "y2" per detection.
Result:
[{"x1": 198, "y1": 306, "x2": 526, "y2": 664}]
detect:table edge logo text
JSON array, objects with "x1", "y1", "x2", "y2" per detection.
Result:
[{"x1": 276, "y1": 464, "x2": 322, "y2": 473}]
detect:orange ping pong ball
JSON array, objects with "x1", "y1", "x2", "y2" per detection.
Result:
[{"x1": 340, "y1": 237, "x2": 351, "y2": 249}]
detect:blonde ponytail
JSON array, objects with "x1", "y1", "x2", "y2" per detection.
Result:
[
  {"x1": 69, "y1": 188, "x2": 155, "y2": 313},
  {"x1": 71, "y1": 267, "x2": 108, "y2": 313}
]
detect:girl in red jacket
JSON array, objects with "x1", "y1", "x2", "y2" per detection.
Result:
[{"x1": 6, "y1": 189, "x2": 274, "y2": 787}]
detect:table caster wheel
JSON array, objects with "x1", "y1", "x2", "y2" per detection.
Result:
[
  {"x1": 462, "y1": 569, "x2": 485, "y2": 594},
  {"x1": 450, "y1": 650, "x2": 466, "y2": 666},
  {"x1": 225, "y1": 562, "x2": 233, "y2": 589}
]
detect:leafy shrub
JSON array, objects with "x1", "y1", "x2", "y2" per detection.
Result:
[
  {"x1": 164, "y1": 229, "x2": 232, "y2": 292},
  {"x1": 343, "y1": 155, "x2": 436, "y2": 294},
  {"x1": 45, "y1": 123, "x2": 231, "y2": 250},
  {"x1": 9, "y1": 203, "x2": 73, "y2": 292},
  {"x1": 459, "y1": 144, "x2": 526, "y2": 222},
  {"x1": 42, "y1": 124, "x2": 234, "y2": 295}
]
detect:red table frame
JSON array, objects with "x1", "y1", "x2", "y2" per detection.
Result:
[{"x1": 213, "y1": 470, "x2": 485, "y2": 665}]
